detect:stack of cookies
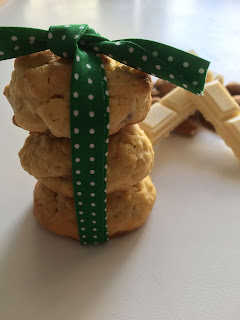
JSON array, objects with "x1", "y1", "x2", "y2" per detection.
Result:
[{"x1": 4, "y1": 50, "x2": 156, "y2": 240}]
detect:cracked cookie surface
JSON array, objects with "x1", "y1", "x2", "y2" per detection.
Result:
[
  {"x1": 4, "y1": 50, "x2": 152, "y2": 137},
  {"x1": 33, "y1": 175, "x2": 156, "y2": 240},
  {"x1": 19, "y1": 124, "x2": 154, "y2": 196}
]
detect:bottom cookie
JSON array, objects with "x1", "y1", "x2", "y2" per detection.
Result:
[{"x1": 33, "y1": 175, "x2": 156, "y2": 241}]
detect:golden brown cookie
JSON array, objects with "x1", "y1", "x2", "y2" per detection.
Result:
[
  {"x1": 19, "y1": 124, "x2": 154, "y2": 197},
  {"x1": 4, "y1": 50, "x2": 152, "y2": 137},
  {"x1": 33, "y1": 175, "x2": 156, "y2": 240}
]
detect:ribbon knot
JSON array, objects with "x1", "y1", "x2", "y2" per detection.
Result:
[
  {"x1": 47, "y1": 24, "x2": 108, "y2": 58},
  {"x1": 0, "y1": 24, "x2": 210, "y2": 244},
  {"x1": 47, "y1": 25, "x2": 83, "y2": 58}
]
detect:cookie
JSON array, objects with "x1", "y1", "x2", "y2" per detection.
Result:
[
  {"x1": 4, "y1": 50, "x2": 152, "y2": 137},
  {"x1": 33, "y1": 175, "x2": 156, "y2": 240},
  {"x1": 19, "y1": 124, "x2": 154, "y2": 197}
]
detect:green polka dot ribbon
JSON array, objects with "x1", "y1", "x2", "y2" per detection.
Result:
[{"x1": 0, "y1": 25, "x2": 210, "y2": 244}]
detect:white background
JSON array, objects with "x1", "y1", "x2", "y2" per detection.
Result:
[{"x1": 0, "y1": 0, "x2": 240, "y2": 319}]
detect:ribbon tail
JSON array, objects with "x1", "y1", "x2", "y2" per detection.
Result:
[
  {"x1": 85, "y1": 38, "x2": 210, "y2": 95},
  {"x1": 123, "y1": 38, "x2": 210, "y2": 94},
  {"x1": 0, "y1": 27, "x2": 48, "y2": 61}
]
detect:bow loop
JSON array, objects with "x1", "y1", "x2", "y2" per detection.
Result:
[
  {"x1": 0, "y1": 27, "x2": 47, "y2": 61},
  {"x1": 47, "y1": 25, "x2": 109, "y2": 58},
  {"x1": 79, "y1": 26, "x2": 109, "y2": 44}
]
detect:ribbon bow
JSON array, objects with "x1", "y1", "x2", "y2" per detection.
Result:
[{"x1": 0, "y1": 24, "x2": 210, "y2": 244}]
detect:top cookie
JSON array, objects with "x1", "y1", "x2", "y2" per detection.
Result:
[{"x1": 4, "y1": 50, "x2": 152, "y2": 137}]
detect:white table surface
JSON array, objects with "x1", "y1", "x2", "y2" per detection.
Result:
[{"x1": 0, "y1": 1, "x2": 240, "y2": 319}]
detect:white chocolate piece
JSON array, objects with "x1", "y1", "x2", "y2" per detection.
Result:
[
  {"x1": 203, "y1": 82, "x2": 239, "y2": 121},
  {"x1": 143, "y1": 103, "x2": 177, "y2": 129},
  {"x1": 187, "y1": 49, "x2": 198, "y2": 56},
  {"x1": 225, "y1": 115, "x2": 240, "y2": 142},
  {"x1": 140, "y1": 87, "x2": 196, "y2": 144},
  {"x1": 211, "y1": 71, "x2": 224, "y2": 84},
  {"x1": 189, "y1": 80, "x2": 240, "y2": 159},
  {"x1": 140, "y1": 103, "x2": 177, "y2": 144},
  {"x1": 140, "y1": 66, "x2": 224, "y2": 145},
  {"x1": 160, "y1": 87, "x2": 194, "y2": 114}
]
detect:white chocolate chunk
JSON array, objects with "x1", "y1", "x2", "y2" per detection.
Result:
[
  {"x1": 211, "y1": 71, "x2": 224, "y2": 84},
  {"x1": 140, "y1": 88, "x2": 195, "y2": 144},
  {"x1": 205, "y1": 81, "x2": 239, "y2": 120},
  {"x1": 140, "y1": 103, "x2": 178, "y2": 142},
  {"x1": 161, "y1": 87, "x2": 193, "y2": 113},
  {"x1": 225, "y1": 115, "x2": 240, "y2": 142},
  {"x1": 140, "y1": 68, "x2": 224, "y2": 146},
  {"x1": 187, "y1": 49, "x2": 198, "y2": 55},
  {"x1": 143, "y1": 103, "x2": 177, "y2": 129},
  {"x1": 189, "y1": 80, "x2": 240, "y2": 159}
]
